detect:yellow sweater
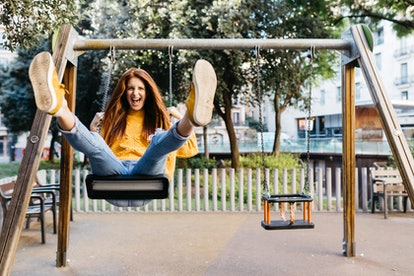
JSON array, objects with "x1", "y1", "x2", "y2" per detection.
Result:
[{"x1": 108, "y1": 110, "x2": 198, "y2": 180}]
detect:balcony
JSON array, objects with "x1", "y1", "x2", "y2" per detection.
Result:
[
  {"x1": 394, "y1": 75, "x2": 414, "y2": 86},
  {"x1": 394, "y1": 47, "x2": 411, "y2": 59}
]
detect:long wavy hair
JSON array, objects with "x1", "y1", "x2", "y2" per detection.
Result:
[{"x1": 100, "y1": 68, "x2": 170, "y2": 146}]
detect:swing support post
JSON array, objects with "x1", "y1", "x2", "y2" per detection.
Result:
[
  {"x1": 0, "y1": 24, "x2": 79, "y2": 273},
  {"x1": 341, "y1": 62, "x2": 356, "y2": 257}
]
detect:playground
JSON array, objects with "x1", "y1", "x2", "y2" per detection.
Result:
[
  {"x1": 10, "y1": 211, "x2": 414, "y2": 275},
  {"x1": 2, "y1": 23, "x2": 414, "y2": 273}
]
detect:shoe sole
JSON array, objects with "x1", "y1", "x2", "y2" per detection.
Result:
[
  {"x1": 192, "y1": 60, "x2": 217, "y2": 126},
  {"x1": 29, "y1": 52, "x2": 57, "y2": 113}
]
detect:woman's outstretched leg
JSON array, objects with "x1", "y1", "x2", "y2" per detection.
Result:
[
  {"x1": 29, "y1": 52, "x2": 126, "y2": 176},
  {"x1": 132, "y1": 59, "x2": 217, "y2": 176}
]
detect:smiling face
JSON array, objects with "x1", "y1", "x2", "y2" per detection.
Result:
[{"x1": 126, "y1": 76, "x2": 146, "y2": 111}]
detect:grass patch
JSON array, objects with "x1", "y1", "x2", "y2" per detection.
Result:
[
  {"x1": 0, "y1": 161, "x2": 65, "y2": 179},
  {"x1": 0, "y1": 162, "x2": 21, "y2": 179}
]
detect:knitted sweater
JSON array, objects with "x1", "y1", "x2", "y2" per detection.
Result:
[{"x1": 108, "y1": 110, "x2": 198, "y2": 180}]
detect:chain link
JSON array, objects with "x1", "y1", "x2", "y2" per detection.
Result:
[
  {"x1": 255, "y1": 45, "x2": 269, "y2": 195},
  {"x1": 304, "y1": 46, "x2": 315, "y2": 194},
  {"x1": 168, "y1": 46, "x2": 174, "y2": 107},
  {"x1": 100, "y1": 46, "x2": 116, "y2": 113}
]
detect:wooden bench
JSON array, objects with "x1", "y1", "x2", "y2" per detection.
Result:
[
  {"x1": 0, "y1": 181, "x2": 56, "y2": 244},
  {"x1": 370, "y1": 169, "x2": 409, "y2": 219}
]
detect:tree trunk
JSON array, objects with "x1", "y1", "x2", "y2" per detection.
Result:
[
  {"x1": 203, "y1": 126, "x2": 209, "y2": 159},
  {"x1": 272, "y1": 94, "x2": 282, "y2": 158},
  {"x1": 215, "y1": 90, "x2": 241, "y2": 169},
  {"x1": 223, "y1": 109, "x2": 240, "y2": 169},
  {"x1": 272, "y1": 92, "x2": 289, "y2": 158},
  {"x1": 49, "y1": 128, "x2": 59, "y2": 163}
]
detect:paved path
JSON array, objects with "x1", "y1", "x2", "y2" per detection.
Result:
[{"x1": 9, "y1": 212, "x2": 414, "y2": 275}]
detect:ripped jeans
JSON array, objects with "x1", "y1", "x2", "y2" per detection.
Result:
[{"x1": 59, "y1": 116, "x2": 189, "y2": 207}]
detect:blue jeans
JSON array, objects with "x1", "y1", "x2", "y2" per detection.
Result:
[{"x1": 59, "y1": 116, "x2": 189, "y2": 207}]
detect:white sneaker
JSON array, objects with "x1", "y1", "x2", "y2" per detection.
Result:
[
  {"x1": 29, "y1": 52, "x2": 67, "y2": 115},
  {"x1": 185, "y1": 59, "x2": 217, "y2": 126}
]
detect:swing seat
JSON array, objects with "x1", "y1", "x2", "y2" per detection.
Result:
[
  {"x1": 261, "y1": 220, "x2": 315, "y2": 230},
  {"x1": 85, "y1": 174, "x2": 169, "y2": 200},
  {"x1": 262, "y1": 193, "x2": 315, "y2": 230}
]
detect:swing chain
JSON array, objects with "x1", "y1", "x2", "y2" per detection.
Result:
[
  {"x1": 168, "y1": 45, "x2": 174, "y2": 107},
  {"x1": 96, "y1": 46, "x2": 116, "y2": 134},
  {"x1": 304, "y1": 46, "x2": 315, "y2": 194},
  {"x1": 255, "y1": 45, "x2": 269, "y2": 195},
  {"x1": 100, "y1": 45, "x2": 116, "y2": 113}
]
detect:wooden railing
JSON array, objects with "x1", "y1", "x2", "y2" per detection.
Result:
[{"x1": 29, "y1": 167, "x2": 411, "y2": 213}]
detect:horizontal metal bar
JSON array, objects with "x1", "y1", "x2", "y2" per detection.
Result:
[{"x1": 73, "y1": 38, "x2": 352, "y2": 52}]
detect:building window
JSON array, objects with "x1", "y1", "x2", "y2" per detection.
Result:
[
  {"x1": 400, "y1": 37, "x2": 408, "y2": 55},
  {"x1": 355, "y1": 82, "x2": 361, "y2": 100},
  {"x1": 374, "y1": 27, "x2": 384, "y2": 45},
  {"x1": 402, "y1": 91, "x2": 408, "y2": 100},
  {"x1": 401, "y1": 63, "x2": 408, "y2": 84},
  {"x1": 375, "y1": 53, "x2": 382, "y2": 70},
  {"x1": 336, "y1": 86, "x2": 341, "y2": 103},
  {"x1": 233, "y1": 111, "x2": 240, "y2": 125},
  {"x1": 320, "y1": 90, "x2": 325, "y2": 105}
]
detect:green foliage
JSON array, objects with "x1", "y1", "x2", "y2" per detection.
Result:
[
  {"x1": 336, "y1": 0, "x2": 414, "y2": 37},
  {"x1": 7, "y1": 0, "x2": 409, "y2": 170},
  {"x1": 1, "y1": 0, "x2": 79, "y2": 51},
  {"x1": 177, "y1": 156, "x2": 218, "y2": 169},
  {"x1": 0, "y1": 43, "x2": 48, "y2": 133},
  {"x1": 246, "y1": 117, "x2": 268, "y2": 132},
  {"x1": 0, "y1": 162, "x2": 20, "y2": 179},
  {"x1": 38, "y1": 160, "x2": 62, "y2": 171},
  {"x1": 240, "y1": 153, "x2": 300, "y2": 169},
  {"x1": 177, "y1": 153, "x2": 301, "y2": 171},
  {"x1": 0, "y1": 161, "x2": 82, "y2": 179}
]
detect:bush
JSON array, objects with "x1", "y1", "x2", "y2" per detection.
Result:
[
  {"x1": 177, "y1": 156, "x2": 218, "y2": 169},
  {"x1": 240, "y1": 153, "x2": 300, "y2": 169}
]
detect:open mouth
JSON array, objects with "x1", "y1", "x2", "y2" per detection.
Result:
[{"x1": 131, "y1": 96, "x2": 142, "y2": 105}]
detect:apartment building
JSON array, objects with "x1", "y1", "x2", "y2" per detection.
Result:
[{"x1": 282, "y1": 21, "x2": 414, "y2": 143}]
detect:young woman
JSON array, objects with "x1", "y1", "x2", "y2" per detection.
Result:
[{"x1": 29, "y1": 52, "x2": 217, "y2": 207}]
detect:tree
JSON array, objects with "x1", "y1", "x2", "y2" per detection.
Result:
[
  {"x1": 1, "y1": 0, "x2": 349, "y2": 166},
  {"x1": 168, "y1": 0, "x2": 256, "y2": 169},
  {"x1": 0, "y1": 0, "x2": 101, "y2": 163},
  {"x1": 0, "y1": 41, "x2": 65, "y2": 162},
  {"x1": 246, "y1": 0, "x2": 338, "y2": 157},
  {"x1": 335, "y1": 0, "x2": 414, "y2": 37},
  {"x1": 0, "y1": 0, "x2": 78, "y2": 51},
  {"x1": 0, "y1": 45, "x2": 46, "y2": 133},
  {"x1": 102, "y1": 0, "x2": 249, "y2": 168}
]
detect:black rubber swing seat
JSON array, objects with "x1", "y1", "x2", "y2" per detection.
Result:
[
  {"x1": 261, "y1": 193, "x2": 315, "y2": 230},
  {"x1": 85, "y1": 174, "x2": 169, "y2": 200}
]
